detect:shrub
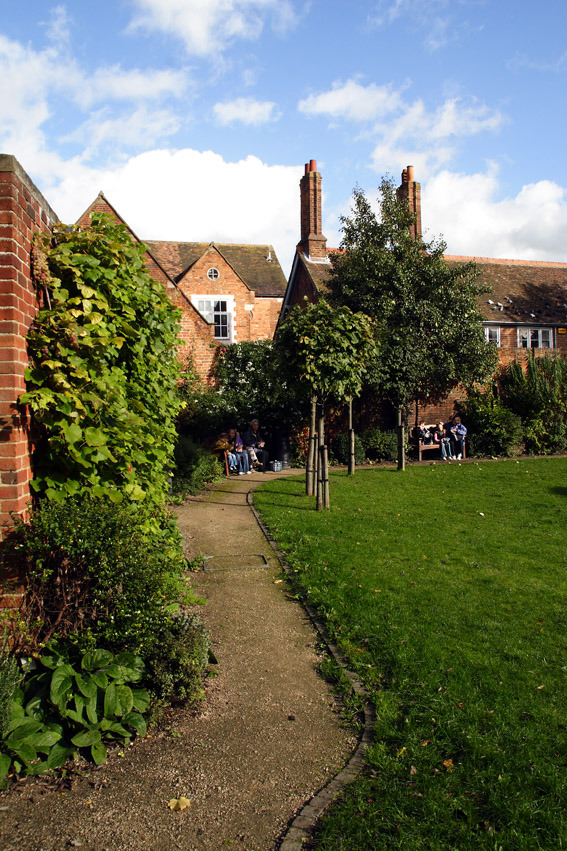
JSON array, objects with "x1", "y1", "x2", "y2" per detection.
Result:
[
  {"x1": 458, "y1": 388, "x2": 524, "y2": 457},
  {"x1": 360, "y1": 428, "x2": 398, "y2": 462},
  {"x1": 145, "y1": 611, "x2": 211, "y2": 705},
  {"x1": 0, "y1": 639, "x2": 20, "y2": 739},
  {"x1": 171, "y1": 435, "x2": 224, "y2": 498},
  {"x1": 330, "y1": 432, "x2": 367, "y2": 465},
  {"x1": 23, "y1": 216, "x2": 182, "y2": 505},
  {"x1": 0, "y1": 642, "x2": 149, "y2": 783},
  {"x1": 3, "y1": 494, "x2": 188, "y2": 656},
  {"x1": 500, "y1": 355, "x2": 567, "y2": 454}
]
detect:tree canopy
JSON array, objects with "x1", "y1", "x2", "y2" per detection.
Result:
[
  {"x1": 275, "y1": 298, "x2": 377, "y2": 407},
  {"x1": 327, "y1": 179, "x2": 498, "y2": 413}
]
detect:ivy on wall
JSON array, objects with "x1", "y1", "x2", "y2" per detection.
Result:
[{"x1": 22, "y1": 213, "x2": 182, "y2": 504}]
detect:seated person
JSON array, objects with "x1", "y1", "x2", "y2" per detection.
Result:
[
  {"x1": 433, "y1": 421, "x2": 453, "y2": 460},
  {"x1": 213, "y1": 432, "x2": 238, "y2": 472},
  {"x1": 417, "y1": 421, "x2": 432, "y2": 444},
  {"x1": 243, "y1": 419, "x2": 269, "y2": 472},
  {"x1": 228, "y1": 427, "x2": 251, "y2": 474}
]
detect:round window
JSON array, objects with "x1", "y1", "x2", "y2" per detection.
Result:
[{"x1": 207, "y1": 267, "x2": 220, "y2": 281}]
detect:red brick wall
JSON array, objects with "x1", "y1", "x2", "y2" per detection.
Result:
[{"x1": 0, "y1": 156, "x2": 58, "y2": 543}]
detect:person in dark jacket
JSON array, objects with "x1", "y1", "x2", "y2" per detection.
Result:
[{"x1": 243, "y1": 419, "x2": 269, "y2": 472}]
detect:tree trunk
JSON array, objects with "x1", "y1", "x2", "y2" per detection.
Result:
[
  {"x1": 347, "y1": 396, "x2": 355, "y2": 476},
  {"x1": 397, "y1": 405, "x2": 406, "y2": 471},
  {"x1": 316, "y1": 409, "x2": 325, "y2": 510},
  {"x1": 322, "y1": 444, "x2": 330, "y2": 509},
  {"x1": 306, "y1": 395, "x2": 317, "y2": 496}
]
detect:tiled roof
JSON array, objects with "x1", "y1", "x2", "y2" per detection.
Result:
[
  {"x1": 298, "y1": 248, "x2": 567, "y2": 326},
  {"x1": 145, "y1": 240, "x2": 287, "y2": 297},
  {"x1": 446, "y1": 256, "x2": 567, "y2": 325}
]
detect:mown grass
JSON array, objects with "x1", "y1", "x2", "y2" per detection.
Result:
[{"x1": 254, "y1": 458, "x2": 567, "y2": 850}]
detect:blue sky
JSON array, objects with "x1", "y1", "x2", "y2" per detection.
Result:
[{"x1": 2, "y1": 0, "x2": 566, "y2": 275}]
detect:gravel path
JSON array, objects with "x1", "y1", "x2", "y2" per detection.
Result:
[{"x1": 0, "y1": 471, "x2": 355, "y2": 850}]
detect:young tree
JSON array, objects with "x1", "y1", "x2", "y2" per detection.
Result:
[
  {"x1": 327, "y1": 179, "x2": 498, "y2": 468},
  {"x1": 275, "y1": 299, "x2": 377, "y2": 508}
]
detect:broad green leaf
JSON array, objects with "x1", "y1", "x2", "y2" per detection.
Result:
[
  {"x1": 32, "y1": 730, "x2": 62, "y2": 751},
  {"x1": 123, "y1": 712, "x2": 147, "y2": 738},
  {"x1": 46, "y1": 742, "x2": 74, "y2": 770},
  {"x1": 91, "y1": 741, "x2": 107, "y2": 766},
  {"x1": 91, "y1": 670, "x2": 109, "y2": 689},
  {"x1": 5, "y1": 717, "x2": 43, "y2": 741},
  {"x1": 62, "y1": 422, "x2": 82, "y2": 444},
  {"x1": 0, "y1": 752, "x2": 12, "y2": 781},
  {"x1": 115, "y1": 685, "x2": 134, "y2": 716},
  {"x1": 82, "y1": 649, "x2": 113, "y2": 671},
  {"x1": 50, "y1": 665, "x2": 75, "y2": 708},
  {"x1": 75, "y1": 673, "x2": 97, "y2": 699},
  {"x1": 131, "y1": 689, "x2": 150, "y2": 714},
  {"x1": 71, "y1": 729, "x2": 101, "y2": 748},
  {"x1": 12, "y1": 742, "x2": 37, "y2": 766},
  {"x1": 104, "y1": 683, "x2": 118, "y2": 718}
]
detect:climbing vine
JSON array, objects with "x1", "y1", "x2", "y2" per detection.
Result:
[{"x1": 22, "y1": 214, "x2": 182, "y2": 504}]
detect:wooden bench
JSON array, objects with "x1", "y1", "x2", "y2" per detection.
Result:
[{"x1": 412, "y1": 424, "x2": 466, "y2": 462}]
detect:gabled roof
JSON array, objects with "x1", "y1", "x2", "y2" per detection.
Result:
[
  {"x1": 446, "y1": 256, "x2": 567, "y2": 325},
  {"x1": 145, "y1": 240, "x2": 287, "y2": 297},
  {"x1": 287, "y1": 246, "x2": 567, "y2": 327}
]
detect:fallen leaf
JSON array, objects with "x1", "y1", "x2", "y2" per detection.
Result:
[
  {"x1": 479, "y1": 512, "x2": 485, "y2": 517},
  {"x1": 396, "y1": 746, "x2": 406, "y2": 758},
  {"x1": 537, "y1": 685, "x2": 545, "y2": 690},
  {"x1": 168, "y1": 797, "x2": 191, "y2": 812},
  {"x1": 273, "y1": 579, "x2": 283, "y2": 584},
  {"x1": 443, "y1": 759, "x2": 454, "y2": 771},
  {"x1": 420, "y1": 740, "x2": 430, "y2": 747},
  {"x1": 410, "y1": 765, "x2": 417, "y2": 775}
]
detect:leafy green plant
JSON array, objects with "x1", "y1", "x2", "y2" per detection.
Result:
[
  {"x1": 22, "y1": 215, "x2": 182, "y2": 505},
  {"x1": 457, "y1": 386, "x2": 524, "y2": 457},
  {"x1": 500, "y1": 355, "x2": 567, "y2": 454},
  {"x1": 331, "y1": 432, "x2": 367, "y2": 465},
  {"x1": 171, "y1": 435, "x2": 224, "y2": 499},
  {"x1": 3, "y1": 494, "x2": 188, "y2": 655},
  {"x1": 0, "y1": 637, "x2": 20, "y2": 738},
  {"x1": 0, "y1": 642, "x2": 149, "y2": 783},
  {"x1": 145, "y1": 611, "x2": 211, "y2": 705},
  {"x1": 359, "y1": 428, "x2": 399, "y2": 462}
]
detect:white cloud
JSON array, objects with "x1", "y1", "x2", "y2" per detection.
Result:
[
  {"x1": 82, "y1": 67, "x2": 190, "y2": 106},
  {"x1": 369, "y1": 0, "x2": 482, "y2": 52},
  {"x1": 423, "y1": 167, "x2": 567, "y2": 261},
  {"x1": 128, "y1": 0, "x2": 297, "y2": 57},
  {"x1": 213, "y1": 97, "x2": 280, "y2": 126},
  {"x1": 298, "y1": 79, "x2": 504, "y2": 177},
  {"x1": 299, "y1": 79, "x2": 403, "y2": 122},
  {"x1": 61, "y1": 106, "x2": 182, "y2": 155},
  {"x1": 46, "y1": 150, "x2": 302, "y2": 275}
]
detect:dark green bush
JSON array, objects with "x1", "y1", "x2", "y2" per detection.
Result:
[
  {"x1": 331, "y1": 432, "x2": 367, "y2": 465},
  {"x1": 360, "y1": 428, "x2": 398, "y2": 462},
  {"x1": 0, "y1": 639, "x2": 20, "y2": 739},
  {"x1": 3, "y1": 495, "x2": 188, "y2": 656},
  {"x1": 500, "y1": 355, "x2": 567, "y2": 454},
  {"x1": 171, "y1": 435, "x2": 223, "y2": 498},
  {"x1": 458, "y1": 388, "x2": 524, "y2": 457},
  {"x1": 145, "y1": 611, "x2": 211, "y2": 705}
]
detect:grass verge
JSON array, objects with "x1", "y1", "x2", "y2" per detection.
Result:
[{"x1": 254, "y1": 458, "x2": 567, "y2": 850}]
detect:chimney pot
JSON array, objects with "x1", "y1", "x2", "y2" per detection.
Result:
[
  {"x1": 304, "y1": 163, "x2": 309, "y2": 175},
  {"x1": 407, "y1": 165, "x2": 415, "y2": 182},
  {"x1": 309, "y1": 159, "x2": 317, "y2": 172}
]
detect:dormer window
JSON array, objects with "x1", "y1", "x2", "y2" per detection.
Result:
[
  {"x1": 191, "y1": 295, "x2": 235, "y2": 343},
  {"x1": 207, "y1": 267, "x2": 220, "y2": 281}
]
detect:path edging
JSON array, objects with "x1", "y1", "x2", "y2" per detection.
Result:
[{"x1": 247, "y1": 485, "x2": 376, "y2": 851}]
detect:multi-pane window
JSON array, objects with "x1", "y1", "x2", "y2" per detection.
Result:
[
  {"x1": 193, "y1": 296, "x2": 233, "y2": 342},
  {"x1": 517, "y1": 327, "x2": 553, "y2": 349},
  {"x1": 484, "y1": 326, "x2": 500, "y2": 346}
]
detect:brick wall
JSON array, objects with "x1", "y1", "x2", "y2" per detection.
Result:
[{"x1": 0, "y1": 157, "x2": 58, "y2": 536}]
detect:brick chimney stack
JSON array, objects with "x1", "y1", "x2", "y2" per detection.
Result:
[
  {"x1": 297, "y1": 159, "x2": 327, "y2": 260},
  {"x1": 397, "y1": 165, "x2": 422, "y2": 241}
]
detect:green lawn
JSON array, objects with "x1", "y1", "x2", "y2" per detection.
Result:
[{"x1": 254, "y1": 458, "x2": 567, "y2": 850}]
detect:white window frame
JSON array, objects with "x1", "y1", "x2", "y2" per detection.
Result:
[
  {"x1": 207, "y1": 267, "x2": 220, "y2": 281},
  {"x1": 517, "y1": 327, "x2": 553, "y2": 349},
  {"x1": 484, "y1": 326, "x2": 500, "y2": 347},
  {"x1": 191, "y1": 295, "x2": 235, "y2": 343}
]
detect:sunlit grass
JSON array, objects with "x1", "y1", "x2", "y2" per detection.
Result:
[{"x1": 255, "y1": 458, "x2": 567, "y2": 850}]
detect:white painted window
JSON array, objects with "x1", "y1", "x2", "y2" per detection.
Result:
[
  {"x1": 517, "y1": 327, "x2": 553, "y2": 349},
  {"x1": 207, "y1": 267, "x2": 220, "y2": 281},
  {"x1": 484, "y1": 326, "x2": 500, "y2": 346},
  {"x1": 192, "y1": 295, "x2": 235, "y2": 342}
]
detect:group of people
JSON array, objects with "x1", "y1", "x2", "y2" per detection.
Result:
[
  {"x1": 213, "y1": 419, "x2": 269, "y2": 474},
  {"x1": 417, "y1": 416, "x2": 467, "y2": 461}
]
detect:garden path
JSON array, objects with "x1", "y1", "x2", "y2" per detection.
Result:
[{"x1": 0, "y1": 470, "x2": 354, "y2": 851}]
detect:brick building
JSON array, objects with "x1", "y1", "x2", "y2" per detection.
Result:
[
  {"x1": 280, "y1": 160, "x2": 567, "y2": 422},
  {"x1": 0, "y1": 155, "x2": 286, "y2": 550}
]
